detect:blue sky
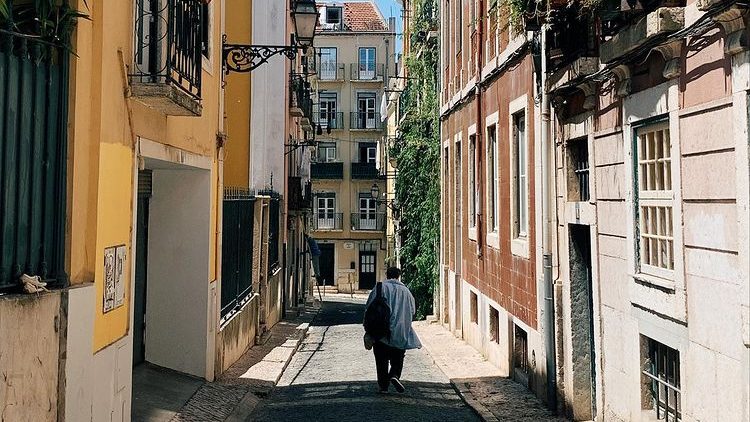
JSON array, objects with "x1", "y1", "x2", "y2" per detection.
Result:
[{"x1": 373, "y1": 0, "x2": 404, "y2": 54}]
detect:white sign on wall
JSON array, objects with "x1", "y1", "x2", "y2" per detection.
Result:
[
  {"x1": 103, "y1": 245, "x2": 127, "y2": 313},
  {"x1": 344, "y1": 242, "x2": 354, "y2": 250}
]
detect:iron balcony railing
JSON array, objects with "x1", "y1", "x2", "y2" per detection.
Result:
[
  {"x1": 351, "y1": 213, "x2": 386, "y2": 231},
  {"x1": 131, "y1": 0, "x2": 203, "y2": 101},
  {"x1": 350, "y1": 63, "x2": 385, "y2": 81},
  {"x1": 314, "y1": 111, "x2": 344, "y2": 130},
  {"x1": 290, "y1": 76, "x2": 314, "y2": 121},
  {"x1": 313, "y1": 213, "x2": 344, "y2": 231},
  {"x1": 351, "y1": 162, "x2": 383, "y2": 180},
  {"x1": 350, "y1": 112, "x2": 383, "y2": 130},
  {"x1": 0, "y1": 30, "x2": 69, "y2": 291},
  {"x1": 288, "y1": 177, "x2": 312, "y2": 211},
  {"x1": 314, "y1": 61, "x2": 346, "y2": 80},
  {"x1": 311, "y1": 161, "x2": 344, "y2": 179}
]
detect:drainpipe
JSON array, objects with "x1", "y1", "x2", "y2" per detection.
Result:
[
  {"x1": 475, "y1": 0, "x2": 484, "y2": 259},
  {"x1": 540, "y1": 22, "x2": 557, "y2": 411}
]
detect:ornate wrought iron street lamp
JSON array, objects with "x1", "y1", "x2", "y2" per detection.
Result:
[
  {"x1": 223, "y1": 0, "x2": 318, "y2": 73},
  {"x1": 370, "y1": 183, "x2": 401, "y2": 220}
]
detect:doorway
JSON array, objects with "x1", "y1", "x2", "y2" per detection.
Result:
[
  {"x1": 453, "y1": 141, "x2": 462, "y2": 334},
  {"x1": 133, "y1": 170, "x2": 151, "y2": 366},
  {"x1": 319, "y1": 243, "x2": 335, "y2": 286},
  {"x1": 569, "y1": 224, "x2": 596, "y2": 420},
  {"x1": 359, "y1": 251, "x2": 376, "y2": 290}
]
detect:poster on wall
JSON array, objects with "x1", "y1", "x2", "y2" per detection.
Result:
[{"x1": 103, "y1": 245, "x2": 127, "y2": 313}]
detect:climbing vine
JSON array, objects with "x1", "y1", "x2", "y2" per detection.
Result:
[{"x1": 393, "y1": 0, "x2": 441, "y2": 320}]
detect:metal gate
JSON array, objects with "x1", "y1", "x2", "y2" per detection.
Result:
[
  {"x1": 0, "y1": 31, "x2": 69, "y2": 290},
  {"x1": 220, "y1": 188, "x2": 255, "y2": 322}
]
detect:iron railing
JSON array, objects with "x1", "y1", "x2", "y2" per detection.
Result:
[
  {"x1": 221, "y1": 187, "x2": 254, "y2": 322},
  {"x1": 573, "y1": 140, "x2": 590, "y2": 201},
  {"x1": 351, "y1": 162, "x2": 382, "y2": 179},
  {"x1": 314, "y1": 111, "x2": 344, "y2": 130},
  {"x1": 288, "y1": 177, "x2": 312, "y2": 211},
  {"x1": 350, "y1": 112, "x2": 383, "y2": 130},
  {"x1": 350, "y1": 63, "x2": 385, "y2": 81},
  {"x1": 351, "y1": 213, "x2": 385, "y2": 231},
  {"x1": 311, "y1": 161, "x2": 344, "y2": 179},
  {"x1": 131, "y1": 0, "x2": 203, "y2": 101},
  {"x1": 312, "y1": 213, "x2": 343, "y2": 231},
  {"x1": 290, "y1": 76, "x2": 313, "y2": 121},
  {"x1": 644, "y1": 338, "x2": 682, "y2": 421},
  {"x1": 0, "y1": 30, "x2": 69, "y2": 291},
  {"x1": 314, "y1": 61, "x2": 345, "y2": 80},
  {"x1": 268, "y1": 197, "x2": 280, "y2": 274}
]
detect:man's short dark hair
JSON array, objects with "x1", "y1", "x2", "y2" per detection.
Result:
[{"x1": 386, "y1": 267, "x2": 401, "y2": 280}]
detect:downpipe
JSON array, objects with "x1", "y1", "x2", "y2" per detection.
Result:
[{"x1": 540, "y1": 23, "x2": 558, "y2": 411}]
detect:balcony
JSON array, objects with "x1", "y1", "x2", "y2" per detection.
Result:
[
  {"x1": 311, "y1": 162, "x2": 344, "y2": 179},
  {"x1": 130, "y1": 0, "x2": 203, "y2": 116},
  {"x1": 290, "y1": 76, "x2": 314, "y2": 124},
  {"x1": 313, "y1": 62, "x2": 346, "y2": 81},
  {"x1": 351, "y1": 213, "x2": 386, "y2": 231},
  {"x1": 350, "y1": 112, "x2": 383, "y2": 130},
  {"x1": 600, "y1": 6, "x2": 685, "y2": 64},
  {"x1": 313, "y1": 213, "x2": 344, "y2": 231},
  {"x1": 288, "y1": 177, "x2": 312, "y2": 211},
  {"x1": 313, "y1": 112, "x2": 345, "y2": 130},
  {"x1": 350, "y1": 63, "x2": 385, "y2": 82},
  {"x1": 351, "y1": 162, "x2": 383, "y2": 180}
]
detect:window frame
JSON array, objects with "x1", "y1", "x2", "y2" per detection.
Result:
[
  {"x1": 633, "y1": 120, "x2": 675, "y2": 281},
  {"x1": 318, "y1": 47, "x2": 338, "y2": 80},
  {"x1": 200, "y1": 1, "x2": 214, "y2": 73},
  {"x1": 325, "y1": 6, "x2": 342, "y2": 24},
  {"x1": 509, "y1": 96, "x2": 529, "y2": 258},
  {"x1": 485, "y1": 112, "x2": 500, "y2": 249},
  {"x1": 640, "y1": 336, "x2": 682, "y2": 421},
  {"x1": 468, "y1": 125, "x2": 478, "y2": 240},
  {"x1": 317, "y1": 142, "x2": 337, "y2": 162}
]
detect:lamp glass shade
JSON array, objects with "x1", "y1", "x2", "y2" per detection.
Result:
[
  {"x1": 370, "y1": 183, "x2": 380, "y2": 200},
  {"x1": 293, "y1": 0, "x2": 318, "y2": 48}
]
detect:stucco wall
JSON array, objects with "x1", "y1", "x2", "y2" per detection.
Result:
[
  {"x1": 0, "y1": 292, "x2": 62, "y2": 422},
  {"x1": 216, "y1": 295, "x2": 259, "y2": 374}
]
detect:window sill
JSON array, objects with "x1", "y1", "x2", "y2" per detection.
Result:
[
  {"x1": 511, "y1": 237, "x2": 529, "y2": 259},
  {"x1": 631, "y1": 272, "x2": 676, "y2": 292},
  {"x1": 486, "y1": 231, "x2": 500, "y2": 250}
]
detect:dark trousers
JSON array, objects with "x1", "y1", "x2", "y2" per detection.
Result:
[{"x1": 373, "y1": 341, "x2": 405, "y2": 391}]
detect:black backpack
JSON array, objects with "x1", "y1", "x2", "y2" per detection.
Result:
[{"x1": 364, "y1": 283, "x2": 391, "y2": 341}]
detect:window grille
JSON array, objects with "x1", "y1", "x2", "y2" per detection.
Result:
[
  {"x1": 642, "y1": 337, "x2": 681, "y2": 421},
  {"x1": 569, "y1": 138, "x2": 590, "y2": 201},
  {"x1": 489, "y1": 307, "x2": 499, "y2": 343},
  {"x1": 636, "y1": 123, "x2": 674, "y2": 274},
  {"x1": 470, "y1": 291, "x2": 478, "y2": 323},
  {"x1": 514, "y1": 325, "x2": 529, "y2": 374}
]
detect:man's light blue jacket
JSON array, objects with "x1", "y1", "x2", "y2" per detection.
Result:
[{"x1": 365, "y1": 279, "x2": 422, "y2": 350}]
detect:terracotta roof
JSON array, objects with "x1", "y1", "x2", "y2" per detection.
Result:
[{"x1": 343, "y1": 2, "x2": 387, "y2": 31}]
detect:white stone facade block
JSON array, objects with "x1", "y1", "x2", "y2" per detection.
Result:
[
  {"x1": 597, "y1": 200, "x2": 628, "y2": 237},
  {"x1": 679, "y1": 103, "x2": 734, "y2": 154},
  {"x1": 687, "y1": 274, "x2": 744, "y2": 361},
  {"x1": 595, "y1": 163, "x2": 626, "y2": 200},
  {"x1": 682, "y1": 151, "x2": 736, "y2": 200},
  {"x1": 684, "y1": 246, "x2": 740, "y2": 284},
  {"x1": 593, "y1": 132, "x2": 624, "y2": 167},
  {"x1": 683, "y1": 202, "x2": 738, "y2": 252}
]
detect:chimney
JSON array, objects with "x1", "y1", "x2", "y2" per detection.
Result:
[{"x1": 388, "y1": 17, "x2": 397, "y2": 33}]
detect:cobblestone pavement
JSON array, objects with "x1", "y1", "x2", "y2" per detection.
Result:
[
  {"x1": 415, "y1": 321, "x2": 568, "y2": 422},
  {"x1": 249, "y1": 296, "x2": 481, "y2": 421}
]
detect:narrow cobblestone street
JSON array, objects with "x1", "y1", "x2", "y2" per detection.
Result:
[{"x1": 249, "y1": 296, "x2": 477, "y2": 421}]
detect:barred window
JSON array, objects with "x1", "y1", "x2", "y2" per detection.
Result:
[
  {"x1": 469, "y1": 134, "x2": 477, "y2": 228},
  {"x1": 636, "y1": 123, "x2": 674, "y2": 277},
  {"x1": 641, "y1": 337, "x2": 681, "y2": 421}
]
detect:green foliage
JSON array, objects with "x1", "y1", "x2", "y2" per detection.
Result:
[
  {"x1": 0, "y1": 0, "x2": 89, "y2": 49},
  {"x1": 393, "y1": 0, "x2": 441, "y2": 320}
]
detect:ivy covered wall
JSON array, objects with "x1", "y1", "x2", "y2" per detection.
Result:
[{"x1": 393, "y1": 0, "x2": 440, "y2": 319}]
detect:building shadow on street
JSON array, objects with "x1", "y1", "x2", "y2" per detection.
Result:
[{"x1": 249, "y1": 380, "x2": 481, "y2": 421}]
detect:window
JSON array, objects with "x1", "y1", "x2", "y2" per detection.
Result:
[
  {"x1": 356, "y1": 93, "x2": 377, "y2": 129},
  {"x1": 489, "y1": 306, "x2": 499, "y2": 343},
  {"x1": 319, "y1": 92, "x2": 338, "y2": 129},
  {"x1": 568, "y1": 138, "x2": 590, "y2": 202},
  {"x1": 319, "y1": 47, "x2": 338, "y2": 80},
  {"x1": 325, "y1": 6, "x2": 342, "y2": 24},
  {"x1": 512, "y1": 111, "x2": 528, "y2": 239},
  {"x1": 317, "y1": 142, "x2": 337, "y2": 162},
  {"x1": 641, "y1": 336, "x2": 681, "y2": 421},
  {"x1": 635, "y1": 122, "x2": 674, "y2": 276},
  {"x1": 359, "y1": 142, "x2": 377, "y2": 163},
  {"x1": 358, "y1": 193, "x2": 378, "y2": 230},
  {"x1": 469, "y1": 134, "x2": 477, "y2": 228},
  {"x1": 358, "y1": 47, "x2": 376, "y2": 79},
  {"x1": 455, "y1": 0, "x2": 462, "y2": 52},
  {"x1": 486, "y1": 124, "x2": 498, "y2": 233},
  {"x1": 470, "y1": 291, "x2": 478, "y2": 323},
  {"x1": 513, "y1": 325, "x2": 529, "y2": 376},
  {"x1": 316, "y1": 193, "x2": 336, "y2": 229}
]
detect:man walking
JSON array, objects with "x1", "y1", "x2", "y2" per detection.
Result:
[{"x1": 364, "y1": 267, "x2": 422, "y2": 393}]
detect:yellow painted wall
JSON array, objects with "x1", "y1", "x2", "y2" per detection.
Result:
[
  {"x1": 224, "y1": 0, "x2": 253, "y2": 188},
  {"x1": 66, "y1": 0, "x2": 224, "y2": 352}
]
